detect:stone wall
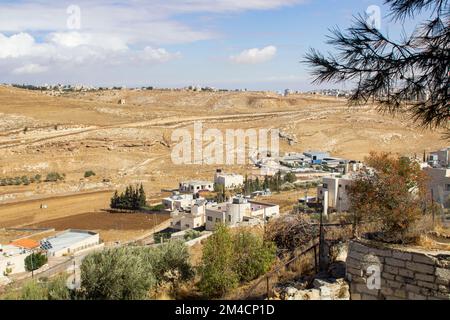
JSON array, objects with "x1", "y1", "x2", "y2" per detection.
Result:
[{"x1": 346, "y1": 239, "x2": 450, "y2": 300}]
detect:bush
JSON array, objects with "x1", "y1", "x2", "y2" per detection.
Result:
[
  {"x1": 45, "y1": 172, "x2": 64, "y2": 182},
  {"x1": 198, "y1": 225, "x2": 238, "y2": 298},
  {"x1": 348, "y1": 152, "x2": 432, "y2": 243},
  {"x1": 80, "y1": 247, "x2": 155, "y2": 300},
  {"x1": 25, "y1": 252, "x2": 48, "y2": 272},
  {"x1": 153, "y1": 232, "x2": 171, "y2": 244},
  {"x1": 184, "y1": 230, "x2": 201, "y2": 241},
  {"x1": 84, "y1": 170, "x2": 96, "y2": 178},
  {"x1": 198, "y1": 225, "x2": 277, "y2": 298},
  {"x1": 233, "y1": 231, "x2": 276, "y2": 282},
  {"x1": 80, "y1": 242, "x2": 193, "y2": 300},
  {"x1": 2, "y1": 275, "x2": 71, "y2": 300}
]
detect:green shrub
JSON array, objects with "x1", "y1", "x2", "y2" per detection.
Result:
[
  {"x1": 198, "y1": 225, "x2": 238, "y2": 298},
  {"x1": 198, "y1": 225, "x2": 277, "y2": 298},
  {"x1": 80, "y1": 242, "x2": 193, "y2": 300},
  {"x1": 84, "y1": 170, "x2": 96, "y2": 178},
  {"x1": 45, "y1": 172, "x2": 64, "y2": 182},
  {"x1": 25, "y1": 252, "x2": 48, "y2": 272},
  {"x1": 184, "y1": 230, "x2": 201, "y2": 241},
  {"x1": 233, "y1": 231, "x2": 276, "y2": 282}
]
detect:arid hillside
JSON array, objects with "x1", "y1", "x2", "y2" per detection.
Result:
[{"x1": 0, "y1": 85, "x2": 446, "y2": 241}]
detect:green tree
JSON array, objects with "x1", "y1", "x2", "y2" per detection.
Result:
[
  {"x1": 198, "y1": 225, "x2": 239, "y2": 298},
  {"x1": 80, "y1": 247, "x2": 155, "y2": 300},
  {"x1": 25, "y1": 252, "x2": 48, "y2": 272},
  {"x1": 304, "y1": 0, "x2": 449, "y2": 133},
  {"x1": 233, "y1": 231, "x2": 276, "y2": 282}
]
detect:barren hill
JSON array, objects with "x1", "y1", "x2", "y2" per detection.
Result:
[{"x1": 0, "y1": 85, "x2": 446, "y2": 241}]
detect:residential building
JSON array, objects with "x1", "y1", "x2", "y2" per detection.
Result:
[
  {"x1": 40, "y1": 230, "x2": 100, "y2": 257},
  {"x1": 179, "y1": 180, "x2": 214, "y2": 194},
  {"x1": 162, "y1": 192, "x2": 195, "y2": 211},
  {"x1": 0, "y1": 244, "x2": 31, "y2": 277},
  {"x1": 424, "y1": 167, "x2": 450, "y2": 208},
  {"x1": 170, "y1": 199, "x2": 207, "y2": 231},
  {"x1": 317, "y1": 175, "x2": 354, "y2": 212},
  {"x1": 214, "y1": 169, "x2": 244, "y2": 189},
  {"x1": 428, "y1": 147, "x2": 450, "y2": 168},
  {"x1": 205, "y1": 197, "x2": 279, "y2": 231}
]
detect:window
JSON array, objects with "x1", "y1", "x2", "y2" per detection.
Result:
[
  {"x1": 185, "y1": 224, "x2": 190, "y2": 228},
  {"x1": 338, "y1": 184, "x2": 342, "y2": 188},
  {"x1": 323, "y1": 183, "x2": 328, "y2": 189},
  {"x1": 446, "y1": 184, "x2": 450, "y2": 192},
  {"x1": 207, "y1": 216, "x2": 213, "y2": 222},
  {"x1": 228, "y1": 215, "x2": 232, "y2": 222},
  {"x1": 215, "y1": 218, "x2": 221, "y2": 222}
]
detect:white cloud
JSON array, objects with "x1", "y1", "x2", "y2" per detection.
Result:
[
  {"x1": 230, "y1": 46, "x2": 277, "y2": 64},
  {"x1": 13, "y1": 64, "x2": 48, "y2": 75},
  {"x1": 139, "y1": 47, "x2": 181, "y2": 63}
]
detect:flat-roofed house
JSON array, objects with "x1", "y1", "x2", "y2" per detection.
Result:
[
  {"x1": 40, "y1": 230, "x2": 100, "y2": 257},
  {"x1": 214, "y1": 170, "x2": 244, "y2": 189},
  {"x1": 179, "y1": 180, "x2": 214, "y2": 194},
  {"x1": 424, "y1": 167, "x2": 450, "y2": 208},
  {"x1": 317, "y1": 175, "x2": 354, "y2": 212}
]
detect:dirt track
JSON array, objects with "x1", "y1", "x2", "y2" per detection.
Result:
[{"x1": 0, "y1": 86, "x2": 446, "y2": 241}]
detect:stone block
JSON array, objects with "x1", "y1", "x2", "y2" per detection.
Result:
[
  {"x1": 350, "y1": 293, "x2": 361, "y2": 300},
  {"x1": 406, "y1": 261, "x2": 435, "y2": 274},
  {"x1": 417, "y1": 281, "x2": 437, "y2": 290},
  {"x1": 384, "y1": 265, "x2": 399, "y2": 275},
  {"x1": 398, "y1": 268, "x2": 414, "y2": 278},
  {"x1": 435, "y1": 268, "x2": 450, "y2": 281},
  {"x1": 412, "y1": 254, "x2": 436, "y2": 266},
  {"x1": 350, "y1": 241, "x2": 369, "y2": 253},
  {"x1": 392, "y1": 251, "x2": 412, "y2": 261},
  {"x1": 361, "y1": 294, "x2": 378, "y2": 300},
  {"x1": 382, "y1": 273, "x2": 396, "y2": 281},
  {"x1": 386, "y1": 258, "x2": 405, "y2": 268},
  {"x1": 415, "y1": 273, "x2": 435, "y2": 283}
]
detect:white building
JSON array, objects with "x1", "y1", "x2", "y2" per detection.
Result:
[
  {"x1": 40, "y1": 230, "x2": 100, "y2": 257},
  {"x1": 205, "y1": 197, "x2": 279, "y2": 231},
  {"x1": 317, "y1": 175, "x2": 354, "y2": 212},
  {"x1": 170, "y1": 199, "x2": 207, "y2": 231},
  {"x1": 0, "y1": 245, "x2": 30, "y2": 277},
  {"x1": 214, "y1": 170, "x2": 244, "y2": 189},
  {"x1": 179, "y1": 180, "x2": 214, "y2": 194},
  {"x1": 428, "y1": 147, "x2": 450, "y2": 168},
  {"x1": 162, "y1": 193, "x2": 196, "y2": 211},
  {"x1": 424, "y1": 167, "x2": 450, "y2": 208}
]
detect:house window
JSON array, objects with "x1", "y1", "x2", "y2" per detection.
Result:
[
  {"x1": 323, "y1": 183, "x2": 328, "y2": 189},
  {"x1": 446, "y1": 184, "x2": 450, "y2": 192},
  {"x1": 207, "y1": 216, "x2": 213, "y2": 222},
  {"x1": 338, "y1": 184, "x2": 342, "y2": 188},
  {"x1": 228, "y1": 215, "x2": 232, "y2": 222},
  {"x1": 215, "y1": 218, "x2": 221, "y2": 222},
  {"x1": 185, "y1": 224, "x2": 190, "y2": 228}
]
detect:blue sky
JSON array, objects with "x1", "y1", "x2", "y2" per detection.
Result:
[{"x1": 0, "y1": 0, "x2": 427, "y2": 90}]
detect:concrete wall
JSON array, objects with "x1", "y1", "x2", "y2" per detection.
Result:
[
  {"x1": 424, "y1": 167, "x2": 450, "y2": 207},
  {"x1": 346, "y1": 240, "x2": 450, "y2": 300}
]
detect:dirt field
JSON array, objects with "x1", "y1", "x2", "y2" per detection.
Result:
[
  {"x1": 26, "y1": 211, "x2": 170, "y2": 243},
  {"x1": 0, "y1": 85, "x2": 447, "y2": 242}
]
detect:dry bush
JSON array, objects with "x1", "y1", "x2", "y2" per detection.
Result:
[{"x1": 265, "y1": 215, "x2": 319, "y2": 251}]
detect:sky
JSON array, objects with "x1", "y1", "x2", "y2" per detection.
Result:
[{"x1": 0, "y1": 0, "x2": 427, "y2": 91}]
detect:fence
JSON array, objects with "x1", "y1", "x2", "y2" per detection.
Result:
[{"x1": 243, "y1": 221, "x2": 354, "y2": 300}]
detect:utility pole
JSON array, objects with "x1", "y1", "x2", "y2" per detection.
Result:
[{"x1": 30, "y1": 250, "x2": 34, "y2": 279}]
